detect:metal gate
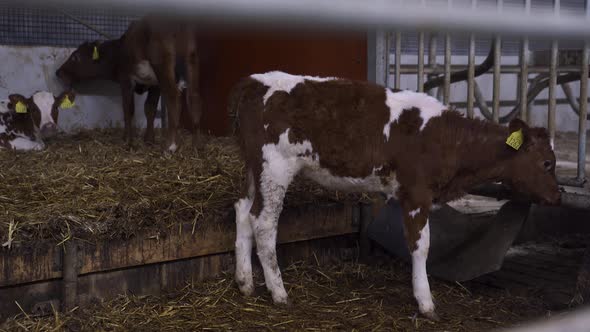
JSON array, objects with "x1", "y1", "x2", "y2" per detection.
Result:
[{"x1": 368, "y1": 0, "x2": 590, "y2": 209}]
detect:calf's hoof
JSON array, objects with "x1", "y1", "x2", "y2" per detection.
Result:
[
  {"x1": 271, "y1": 291, "x2": 291, "y2": 306},
  {"x1": 422, "y1": 310, "x2": 440, "y2": 322},
  {"x1": 236, "y1": 279, "x2": 254, "y2": 297},
  {"x1": 165, "y1": 142, "x2": 178, "y2": 154}
]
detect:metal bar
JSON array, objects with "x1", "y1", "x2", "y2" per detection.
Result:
[
  {"x1": 493, "y1": 35, "x2": 501, "y2": 123},
  {"x1": 579, "y1": 1, "x2": 590, "y2": 181},
  {"x1": 444, "y1": 33, "x2": 451, "y2": 104},
  {"x1": 427, "y1": 33, "x2": 437, "y2": 97},
  {"x1": 394, "y1": 65, "x2": 587, "y2": 74},
  {"x1": 548, "y1": 0, "x2": 560, "y2": 149},
  {"x1": 450, "y1": 96, "x2": 590, "y2": 109},
  {"x1": 385, "y1": 32, "x2": 391, "y2": 88},
  {"x1": 418, "y1": 31, "x2": 425, "y2": 92},
  {"x1": 467, "y1": 33, "x2": 475, "y2": 118},
  {"x1": 467, "y1": 0, "x2": 477, "y2": 118},
  {"x1": 19, "y1": 0, "x2": 590, "y2": 41},
  {"x1": 520, "y1": 0, "x2": 531, "y2": 123},
  {"x1": 394, "y1": 31, "x2": 401, "y2": 89},
  {"x1": 548, "y1": 43, "x2": 558, "y2": 147},
  {"x1": 374, "y1": 29, "x2": 388, "y2": 86}
]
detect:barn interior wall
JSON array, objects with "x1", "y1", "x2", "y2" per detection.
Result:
[
  {"x1": 0, "y1": 45, "x2": 157, "y2": 133},
  {"x1": 0, "y1": 45, "x2": 587, "y2": 134}
]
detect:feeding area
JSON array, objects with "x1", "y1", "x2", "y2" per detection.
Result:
[{"x1": 1, "y1": 0, "x2": 590, "y2": 331}]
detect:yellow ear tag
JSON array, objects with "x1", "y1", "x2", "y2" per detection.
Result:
[
  {"x1": 92, "y1": 46, "x2": 99, "y2": 60},
  {"x1": 506, "y1": 129, "x2": 524, "y2": 150},
  {"x1": 60, "y1": 95, "x2": 75, "y2": 109},
  {"x1": 15, "y1": 101, "x2": 27, "y2": 114}
]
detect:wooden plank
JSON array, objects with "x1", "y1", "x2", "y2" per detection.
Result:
[
  {"x1": 0, "y1": 203, "x2": 358, "y2": 287},
  {"x1": 0, "y1": 244, "x2": 60, "y2": 287},
  {"x1": 0, "y1": 235, "x2": 358, "y2": 320}
]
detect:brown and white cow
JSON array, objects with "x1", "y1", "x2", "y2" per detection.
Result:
[
  {"x1": 55, "y1": 16, "x2": 202, "y2": 152},
  {"x1": 0, "y1": 91, "x2": 75, "y2": 151},
  {"x1": 230, "y1": 71, "x2": 561, "y2": 320}
]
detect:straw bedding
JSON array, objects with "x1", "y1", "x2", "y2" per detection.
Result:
[
  {"x1": 0, "y1": 257, "x2": 548, "y2": 332},
  {"x1": 0, "y1": 129, "x2": 371, "y2": 249}
]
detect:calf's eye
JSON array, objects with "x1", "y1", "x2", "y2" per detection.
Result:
[{"x1": 543, "y1": 160, "x2": 553, "y2": 171}]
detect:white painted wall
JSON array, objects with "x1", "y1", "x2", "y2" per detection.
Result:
[
  {"x1": 0, "y1": 45, "x2": 160, "y2": 133},
  {"x1": 0, "y1": 46, "x2": 587, "y2": 134}
]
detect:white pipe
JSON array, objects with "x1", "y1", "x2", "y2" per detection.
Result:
[{"x1": 12, "y1": 0, "x2": 590, "y2": 40}]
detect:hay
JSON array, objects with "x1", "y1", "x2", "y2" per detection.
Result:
[
  {"x1": 0, "y1": 129, "x2": 371, "y2": 248},
  {"x1": 0, "y1": 258, "x2": 547, "y2": 331}
]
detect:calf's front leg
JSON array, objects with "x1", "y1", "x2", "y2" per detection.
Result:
[
  {"x1": 143, "y1": 87, "x2": 160, "y2": 144},
  {"x1": 400, "y1": 195, "x2": 438, "y2": 321}
]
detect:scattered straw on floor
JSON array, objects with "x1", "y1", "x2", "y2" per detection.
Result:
[
  {"x1": 0, "y1": 258, "x2": 548, "y2": 332},
  {"x1": 0, "y1": 129, "x2": 371, "y2": 248}
]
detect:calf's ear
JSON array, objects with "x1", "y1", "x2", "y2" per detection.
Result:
[
  {"x1": 8, "y1": 94, "x2": 29, "y2": 113},
  {"x1": 506, "y1": 118, "x2": 530, "y2": 151},
  {"x1": 56, "y1": 90, "x2": 76, "y2": 109}
]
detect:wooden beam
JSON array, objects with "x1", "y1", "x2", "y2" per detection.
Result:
[{"x1": 0, "y1": 203, "x2": 359, "y2": 287}]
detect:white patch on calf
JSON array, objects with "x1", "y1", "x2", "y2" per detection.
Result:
[
  {"x1": 383, "y1": 89, "x2": 447, "y2": 141},
  {"x1": 10, "y1": 137, "x2": 44, "y2": 151},
  {"x1": 264, "y1": 124, "x2": 269, "y2": 131},
  {"x1": 411, "y1": 220, "x2": 435, "y2": 315},
  {"x1": 261, "y1": 129, "x2": 312, "y2": 187},
  {"x1": 132, "y1": 61, "x2": 158, "y2": 85},
  {"x1": 0, "y1": 101, "x2": 10, "y2": 114},
  {"x1": 177, "y1": 79, "x2": 187, "y2": 92},
  {"x1": 251, "y1": 71, "x2": 336, "y2": 105},
  {"x1": 409, "y1": 207, "x2": 421, "y2": 218},
  {"x1": 32, "y1": 92, "x2": 57, "y2": 129}
]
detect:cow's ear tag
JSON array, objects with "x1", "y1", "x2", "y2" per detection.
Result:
[
  {"x1": 92, "y1": 46, "x2": 99, "y2": 60},
  {"x1": 15, "y1": 101, "x2": 27, "y2": 113},
  {"x1": 506, "y1": 129, "x2": 524, "y2": 150},
  {"x1": 60, "y1": 95, "x2": 75, "y2": 109}
]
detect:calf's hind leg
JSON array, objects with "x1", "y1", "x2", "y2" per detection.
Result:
[
  {"x1": 234, "y1": 170, "x2": 256, "y2": 296},
  {"x1": 249, "y1": 158, "x2": 298, "y2": 304}
]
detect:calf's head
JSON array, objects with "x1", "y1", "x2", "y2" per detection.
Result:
[
  {"x1": 56, "y1": 41, "x2": 111, "y2": 86},
  {"x1": 7, "y1": 91, "x2": 76, "y2": 138},
  {"x1": 503, "y1": 118, "x2": 561, "y2": 205}
]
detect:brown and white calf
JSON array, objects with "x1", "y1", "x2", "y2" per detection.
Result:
[
  {"x1": 56, "y1": 16, "x2": 201, "y2": 152},
  {"x1": 230, "y1": 71, "x2": 561, "y2": 320},
  {"x1": 0, "y1": 91, "x2": 75, "y2": 151}
]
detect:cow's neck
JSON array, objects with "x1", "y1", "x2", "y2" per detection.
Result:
[
  {"x1": 433, "y1": 115, "x2": 518, "y2": 202},
  {"x1": 96, "y1": 39, "x2": 124, "y2": 82}
]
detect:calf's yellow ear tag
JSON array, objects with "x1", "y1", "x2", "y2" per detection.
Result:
[
  {"x1": 92, "y1": 46, "x2": 99, "y2": 60},
  {"x1": 15, "y1": 101, "x2": 27, "y2": 113},
  {"x1": 60, "y1": 95, "x2": 75, "y2": 109},
  {"x1": 506, "y1": 129, "x2": 524, "y2": 150}
]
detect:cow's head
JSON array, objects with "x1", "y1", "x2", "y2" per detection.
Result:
[
  {"x1": 56, "y1": 40, "x2": 112, "y2": 86},
  {"x1": 7, "y1": 90, "x2": 76, "y2": 138},
  {"x1": 504, "y1": 118, "x2": 561, "y2": 205}
]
